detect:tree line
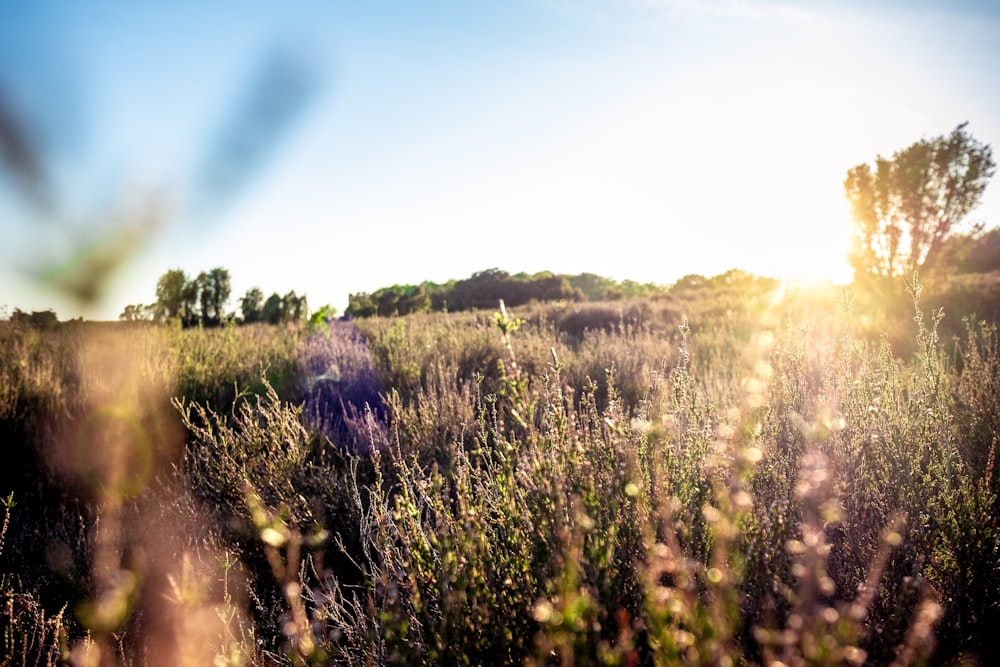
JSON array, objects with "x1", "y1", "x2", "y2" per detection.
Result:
[
  {"x1": 344, "y1": 124, "x2": 998, "y2": 318},
  {"x1": 344, "y1": 269, "x2": 669, "y2": 317},
  {"x1": 124, "y1": 266, "x2": 779, "y2": 324},
  {"x1": 112, "y1": 123, "x2": 999, "y2": 324},
  {"x1": 120, "y1": 267, "x2": 321, "y2": 326}
]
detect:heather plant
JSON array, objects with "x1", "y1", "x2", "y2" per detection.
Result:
[
  {"x1": 4, "y1": 277, "x2": 1000, "y2": 664},
  {"x1": 1, "y1": 491, "x2": 73, "y2": 667},
  {"x1": 297, "y1": 321, "x2": 386, "y2": 454},
  {"x1": 175, "y1": 321, "x2": 305, "y2": 410}
]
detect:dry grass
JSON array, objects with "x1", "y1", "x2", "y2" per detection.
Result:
[{"x1": 2, "y1": 277, "x2": 1000, "y2": 664}]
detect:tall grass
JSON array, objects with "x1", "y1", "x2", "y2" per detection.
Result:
[{"x1": 2, "y1": 279, "x2": 999, "y2": 664}]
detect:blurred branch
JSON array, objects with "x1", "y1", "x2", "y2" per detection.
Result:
[
  {"x1": 0, "y1": 84, "x2": 50, "y2": 212},
  {"x1": 1, "y1": 39, "x2": 323, "y2": 311}
]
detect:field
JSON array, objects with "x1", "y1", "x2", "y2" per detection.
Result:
[{"x1": 2, "y1": 274, "x2": 1000, "y2": 666}]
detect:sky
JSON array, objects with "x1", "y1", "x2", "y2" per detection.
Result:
[{"x1": 2, "y1": 0, "x2": 999, "y2": 319}]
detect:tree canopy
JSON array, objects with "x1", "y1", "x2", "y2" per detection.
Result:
[
  {"x1": 845, "y1": 122, "x2": 995, "y2": 283},
  {"x1": 142, "y1": 267, "x2": 234, "y2": 326},
  {"x1": 154, "y1": 269, "x2": 187, "y2": 321}
]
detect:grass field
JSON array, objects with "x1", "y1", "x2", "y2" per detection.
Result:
[{"x1": 2, "y1": 273, "x2": 1000, "y2": 665}]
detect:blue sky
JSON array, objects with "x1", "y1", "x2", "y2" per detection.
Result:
[{"x1": 2, "y1": 0, "x2": 999, "y2": 319}]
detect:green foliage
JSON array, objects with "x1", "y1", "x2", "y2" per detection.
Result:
[
  {"x1": 308, "y1": 303, "x2": 339, "y2": 330},
  {"x1": 9, "y1": 308, "x2": 60, "y2": 331},
  {"x1": 346, "y1": 291, "x2": 377, "y2": 318},
  {"x1": 153, "y1": 266, "x2": 233, "y2": 326},
  {"x1": 345, "y1": 268, "x2": 678, "y2": 317},
  {"x1": 262, "y1": 291, "x2": 284, "y2": 324},
  {"x1": 156, "y1": 268, "x2": 189, "y2": 320},
  {"x1": 241, "y1": 286, "x2": 265, "y2": 323},
  {"x1": 256, "y1": 290, "x2": 309, "y2": 325},
  {"x1": 845, "y1": 123, "x2": 995, "y2": 283}
]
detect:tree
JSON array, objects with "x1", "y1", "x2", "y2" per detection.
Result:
[
  {"x1": 845, "y1": 122, "x2": 995, "y2": 283},
  {"x1": 196, "y1": 272, "x2": 213, "y2": 325},
  {"x1": 397, "y1": 285, "x2": 431, "y2": 315},
  {"x1": 262, "y1": 292, "x2": 284, "y2": 325},
  {"x1": 154, "y1": 269, "x2": 188, "y2": 321},
  {"x1": 346, "y1": 292, "x2": 376, "y2": 318},
  {"x1": 181, "y1": 279, "x2": 200, "y2": 326},
  {"x1": 452, "y1": 269, "x2": 512, "y2": 310},
  {"x1": 240, "y1": 287, "x2": 264, "y2": 323},
  {"x1": 119, "y1": 304, "x2": 154, "y2": 321},
  {"x1": 207, "y1": 267, "x2": 231, "y2": 324},
  {"x1": 11, "y1": 308, "x2": 59, "y2": 331},
  {"x1": 283, "y1": 290, "x2": 308, "y2": 322},
  {"x1": 568, "y1": 273, "x2": 617, "y2": 301}
]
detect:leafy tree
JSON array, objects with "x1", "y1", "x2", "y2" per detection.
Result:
[
  {"x1": 262, "y1": 292, "x2": 284, "y2": 325},
  {"x1": 207, "y1": 267, "x2": 232, "y2": 324},
  {"x1": 11, "y1": 308, "x2": 59, "y2": 331},
  {"x1": 195, "y1": 272, "x2": 213, "y2": 325},
  {"x1": 426, "y1": 280, "x2": 453, "y2": 311},
  {"x1": 671, "y1": 274, "x2": 709, "y2": 293},
  {"x1": 452, "y1": 268, "x2": 512, "y2": 310},
  {"x1": 374, "y1": 287, "x2": 400, "y2": 317},
  {"x1": 525, "y1": 274, "x2": 581, "y2": 303},
  {"x1": 119, "y1": 304, "x2": 154, "y2": 321},
  {"x1": 309, "y1": 303, "x2": 338, "y2": 328},
  {"x1": 398, "y1": 284, "x2": 431, "y2": 315},
  {"x1": 149, "y1": 267, "x2": 235, "y2": 326},
  {"x1": 183, "y1": 267, "x2": 232, "y2": 326},
  {"x1": 845, "y1": 123, "x2": 995, "y2": 282},
  {"x1": 568, "y1": 273, "x2": 618, "y2": 301},
  {"x1": 240, "y1": 287, "x2": 265, "y2": 323},
  {"x1": 346, "y1": 292, "x2": 377, "y2": 318},
  {"x1": 283, "y1": 290, "x2": 308, "y2": 322},
  {"x1": 180, "y1": 281, "x2": 198, "y2": 326},
  {"x1": 154, "y1": 269, "x2": 188, "y2": 321}
]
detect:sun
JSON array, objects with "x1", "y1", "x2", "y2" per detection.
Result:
[{"x1": 656, "y1": 80, "x2": 867, "y2": 287}]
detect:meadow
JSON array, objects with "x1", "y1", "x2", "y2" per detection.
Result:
[{"x1": 2, "y1": 273, "x2": 1000, "y2": 666}]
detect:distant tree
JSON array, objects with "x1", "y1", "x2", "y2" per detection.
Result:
[
  {"x1": 181, "y1": 279, "x2": 200, "y2": 326},
  {"x1": 671, "y1": 274, "x2": 709, "y2": 292},
  {"x1": 943, "y1": 227, "x2": 1000, "y2": 274},
  {"x1": 283, "y1": 290, "x2": 308, "y2": 322},
  {"x1": 119, "y1": 304, "x2": 154, "y2": 321},
  {"x1": 262, "y1": 292, "x2": 284, "y2": 325},
  {"x1": 240, "y1": 287, "x2": 264, "y2": 323},
  {"x1": 398, "y1": 285, "x2": 431, "y2": 315},
  {"x1": 207, "y1": 267, "x2": 231, "y2": 324},
  {"x1": 154, "y1": 269, "x2": 188, "y2": 321},
  {"x1": 845, "y1": 123, "x2": 995, "y2": 283},
  {"x1": 618, "y1": 279, "x2": 662, "y2": 298},
  {"x1": 710, "y1": 269, "x2": 753, "y2": 287},
  {"x1": 528, "y1": 275, "x2": 582, "y2": 303},
  {"x1": 346, "y1": 292, "x2": 377, "y2": 318},
  {"x1": 11, "y1": 308, "x2": 59, "y2": 331},
  {"x1": 343, "y1": 270, "x2": 670, "y2": 317},
  {"x1": 194, "y1": 272, "x2": 213, "y2": 325},
  {"x1": 453, "y1": 269, "x2": 512, "y2": 310},
  {"x1": 568, "y1": 273, "x2": 617, "y2": 301},
  {"x1": 426, "y1": 280, "x2": 452, "y2": 311},
  {"x1": 374, "y1": 287, "x2": 400, "y2": 317}
]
